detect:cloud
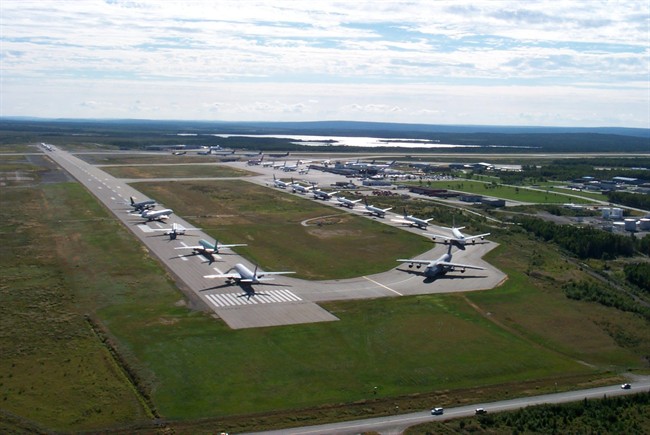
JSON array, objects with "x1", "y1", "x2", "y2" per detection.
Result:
[{"x1": 0, "y1": 0, "x2": 648, "y2": 127}]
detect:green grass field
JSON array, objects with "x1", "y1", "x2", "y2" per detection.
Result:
[
  {"x1": 2, "y1": 161, "x2": 648, "y2": 433},
  {"x1": 101, "y1": 164, "x2": 255, "y2": 179},
  {"x1": 133, "y1": 179, "x2": 432, "y2": 279}
]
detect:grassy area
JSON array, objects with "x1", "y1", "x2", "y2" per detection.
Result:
[
  {"x1": 101, "y1": 164, "x2": 255, "y2": 179},
  {"x1": 134, "y1": 179, "x2": 432, "y2": 279},
  {"x1": 0, "y1": 185, "x2": 150, "y2": 432},
  {"x1": 420, "y1": 180, "x2": 596, "y2": 204},
  {"x1": 3, "y1": 159, "x2": 649, "y2": 433},
  {"x1": 78, "y1": 153, "x2": 222, "y2": 165}
]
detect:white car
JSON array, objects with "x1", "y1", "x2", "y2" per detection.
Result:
[{"x1": 431, "y1": 407, "x2": 444, "y2": 415}]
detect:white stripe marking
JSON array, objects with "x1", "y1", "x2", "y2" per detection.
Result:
[{"x1": 363, "y1": 276, "x2": 403, "y2": 296}]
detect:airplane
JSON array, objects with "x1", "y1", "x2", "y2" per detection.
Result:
[
  {"x1": 282, "y1": 161, "x2": 301, "y2": 172},
  {"x1": 289, "y1": 179, "x2": 314, "y2": 194},
  {"x1": 128, "y1": 196, "x2": 156, "y2": 212},
  {"x1": 425, "y1": 225, "x2": 491, "y2": 249},
  {"x1": 272, "y1": 161, "x2": 286, "y2": 170},
  {"x1": 272, "y1": 174, "x2": 289, "y2": 189},
  {"x1": 175, "y1": 239, "x2": 247, "y2": 264},
  {"x1": 269, "y1": 151, "x2": 290, "y2": 158},
  {"x1": 149, "y1": 222, "x2": 200, "y2": 240},
  {"x1": 312, "y1": 188, "x2": 338, "y2": 200},
  {"x1": 172, "y1": 151, "x2": 187, "y2": 156},
  {"x1": 203, "y1": 263, "x2": 294, "y2": 284},
  {"x1": 298, "y1": 167, "x2": 310, "y2": 175},
  {"x1": 391, "y1": 208, "x2": 433, "y2": 229},
  {"x1": 247, "y1": 154, "x2": 264, "y2": 165},
  {"x1": 336, "y1": 196, "x2": 362, "y2": 208},
  {"x1": 137, "y1": 208, "x2": 174, "y2": 222},
  {"x1": 396, "y1": 245, "x2": 485, "y2": 278},
  {"x1": 363, "y1": 199, "x2": 392, "y2": 218}
]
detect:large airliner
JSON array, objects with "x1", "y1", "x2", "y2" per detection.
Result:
[
  {"x1": 425, "y1": 226, "x2": 490, "y2": 249},
  {"x1": 175, "y1": 239, "x2": 247, "y2": 264},
  {"x1": 397, "y1": 245, "x2": 485, "y2": 278},
  {"x1": 391, "y1": 208, "x2": 433, "y2": 229},
  {"x1": 204, "y1": 263, "x2": 294, "y2": 285}
]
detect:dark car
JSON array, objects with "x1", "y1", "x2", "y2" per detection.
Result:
[
  {"x1": 621, "y1": 383, "x2": 631, "y2": 389},
  {"x1": 475, "y1": 408, "x2": 487, "y2": 415}
]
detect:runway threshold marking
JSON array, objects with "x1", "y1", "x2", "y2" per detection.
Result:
[
  {"x1": 363, "y1": 276, "x2": 403, "y2": 296},
  {"x1": 204, "y1": 289, "x2": 302, "y2": 307}
]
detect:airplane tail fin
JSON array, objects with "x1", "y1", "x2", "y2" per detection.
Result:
[{"x1": 130, "y1": 196, "x2": 135, "y2": 205}]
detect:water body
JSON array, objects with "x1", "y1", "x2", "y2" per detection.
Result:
[{"x1": 203, "y1": 134, "x2": 481, "y2": 149}]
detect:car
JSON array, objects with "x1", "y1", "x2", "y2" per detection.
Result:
[
  {"x1": 475, "y1": 408, "x2": 487, "y2": 415},
  {"x1": 431, "y1": 407, "x2": 444, "y2": 415},
  {"x1": 621, "y1": 383, "x2": 631, "y2": 389}
]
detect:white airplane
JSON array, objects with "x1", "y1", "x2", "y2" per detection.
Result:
[
  {"x1": 397, "y1": 245, "x2": 485, "y2": 278},
  {"x1": 272, "y1": 174, "x2": 289, "y2": 189},
  {"x1": 289, "y1": 179, "x2": 314, "y2": 194},
  {"x1": 363, "y1": 199, "x2": 392, "y2": 218},
  {"x1": 149, "y1": 222, "x2": 200, "y2": 240},
  {"x1": 298, "y1": 167, "x2": 310, "y2": 175},
  {"x1": 204, "y1": 263, "x2": 294, "y2": 284},
  {"x1": 272, "y1": 161, "x2": 286, "y2": 170},
  {"x1": 247, "y1": 154, "x2": 264, "y2": 165},
  {"x1": 336, "y1": 196, "x2": 362, "y2": 208},
  {"x1": 137, "y1": 208, "x2": 173, "y2": 222},
  {"x1": 425, "y1": 226, "x2": 490, "y2": 249},
  {"x1": 391, "y1": 209, "x2": 433, "y2": 229},
  {"x1": 175, "y1": 239, "x2": 247, "y2": 264},
  {"x1": 128, "y1": 196, "x2": 156, "y2": 212},
  {"x1": 282, "y1": 161, "x2": 301, "y2": 172},
  {"x1": 312, "y1": 188, "x2": 338, "y2": 200}
]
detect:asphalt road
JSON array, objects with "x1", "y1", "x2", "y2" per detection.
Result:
[
  {"x1": 246, "y1": 376, "x2": 650, "y2": 435},
  {"x1": 43, "y1": 146, "x2": 506, "y2": 329}
]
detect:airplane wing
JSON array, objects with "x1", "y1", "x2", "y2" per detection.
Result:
[
  {"x1": 463, "y1": 233, "x2": 491, "y2": 242},
  {"x1": 174, "y1": 246, "x2": 203, "y2": 250},
  {"x1": 203, "y1": 272, "x2": 241, "y2": 279},
  {"x1": 424, "y1": 233, "x2": 456, "y2": 242},
  {"x1": 258, "y1": 271, "x2": 295, "y2": 277},
  {"x1": 391, "y1": 218, "x2": 411, "y2": 225},
  {"x1": 437, "y1": 261, "x2": 485, "y2": 271},
  {"x1": 150, "y1": 227, "x2": 201, "y2": 232},
  {"x1": 218, "y1": 243, "x2": 248, "y2": 249},
  {"x1": 396, "y1": 259, "x2": 431, "y2": 265}
]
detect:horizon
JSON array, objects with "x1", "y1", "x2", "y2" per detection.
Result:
[{"x1": 1, "y1": 1, "x2": 649, "y2": 128}]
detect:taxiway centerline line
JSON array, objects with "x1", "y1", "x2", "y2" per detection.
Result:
[{"x1": 363, "y1": 276, "x2": 403, "y2": 296}]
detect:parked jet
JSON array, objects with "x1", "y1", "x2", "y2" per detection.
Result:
[
  {"x1": 269, "y1": 151, "x2": 290, "y2": 158},
  {"x1": 312, "y1": 188, "x2": 338, "y2": 200},
  {"x1": 204, "y1": 263, "x2": 294, "y2": 284},
  {"x1": 363, "y1": 199, "x2": 392, "y2": 218},
  {"x1": 425, "y1": 226, "x2": 490, "y2": 249},
  {"x1": 289, "y1": 179, "x2": 314, "y2": 194},
  {"x1": 272, "y1": 174, "x2": 289, "y2": 189},
  {"x1": 397, "y1": 245, "x2": 485, "y2": 278},
  {"x1": 247, "y1": 154, "x2": 264, "y2": 165},
  {"x1": 150, "y1": 222, "x2": 200, "y2": 240},
  {"x1": 391, "y1": 208, "x2": 433, "y2": 229},
  {"x1": 336, "y1": 196, "x2": 362, "y2": 208},
  {"x1": 128, "y1": 196, "x2": 156, "y2": 212},
  {"x1": 175, "y1": 239, "x2": 247, "y2": 264},
  {"x1": 282, "y1": 162, "x2": 301, "y2": 172},
  {"x1": 137, "y1": 208, "x2": 173, "y2": 222}
]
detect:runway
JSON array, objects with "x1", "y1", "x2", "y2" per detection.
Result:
[{"x1": 44, "y1": 146, "x2": 507, "y2": 329}]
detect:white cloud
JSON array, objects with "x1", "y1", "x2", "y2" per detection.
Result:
[{"x1": 1, "y1": 0, "x2": 648, "y2": 127}]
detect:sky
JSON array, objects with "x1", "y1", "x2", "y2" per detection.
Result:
[{"x1": 1, "y1": 0, "x2": 649, "y2": 128}]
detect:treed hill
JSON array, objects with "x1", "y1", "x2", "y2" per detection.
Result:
[{"x1": 1, "y1": 118, "x2": 648, "y2": 153}]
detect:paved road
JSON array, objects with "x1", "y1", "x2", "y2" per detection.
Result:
[
  {"x1": 43, "y1": 146, "x2": 506, "y2": 329},
  {"x1": 247, "y1": 376, "x2": 650, "y2": 435}
]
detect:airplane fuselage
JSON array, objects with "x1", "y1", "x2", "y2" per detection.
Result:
[{"x1": 141, "y1": 209, "x2": 173, "y2": 221}]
